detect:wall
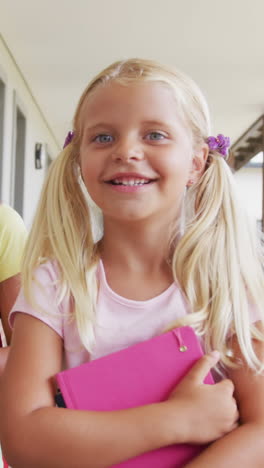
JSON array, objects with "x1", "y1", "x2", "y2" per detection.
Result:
[
  {"x1": 0, "y1": 36, "x2": 60, "y2": 228},
  {"x1": 234, "y1": 166, "x2": 262, "y2": 224}
]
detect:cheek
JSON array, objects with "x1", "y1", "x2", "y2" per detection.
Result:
[
  {"x1": 80, "y1": 151, "x2": 97, "y2": 179},
  {"x1": 79, "y1": 159, "x2": 95, "y2": 196},
  {"x1": 80, "y1": 158, "x2": 88, "y2": 183},
  {"x1": 80, "y1": 157, "x2": 88, "y2": 175},
  {"x1": 160, "y1": 152, "x2": 192, "y2": 180}
]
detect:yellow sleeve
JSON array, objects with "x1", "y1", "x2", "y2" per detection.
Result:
[{"x1": 0, "y1": 205, "x2": 28, "y2": 282}]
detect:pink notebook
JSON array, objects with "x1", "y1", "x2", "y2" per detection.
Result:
[{"x1": 56, "y1": 326, "x2": 214, "y2": 467}]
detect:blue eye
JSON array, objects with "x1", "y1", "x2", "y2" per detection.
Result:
[
  {"x1": 146, "y1": 132, "x2": 166, "y2": 141},
  {"x1": 94, "y1": 134, "x2": 114, "y2": 143}
]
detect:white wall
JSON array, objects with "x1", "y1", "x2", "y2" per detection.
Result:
[
  {"x1": 0, "y1": 37, "x2": 60, "y2": 228},
  {"x1": 234, "y1": 166, "x2": 262, "y2": 223}
]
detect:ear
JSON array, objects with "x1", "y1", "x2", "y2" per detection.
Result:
[{"x1": 187, "y1": 143, "x2": 209, "y2": 186}]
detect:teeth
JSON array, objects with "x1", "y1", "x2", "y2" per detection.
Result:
[{"x1": 112, "y1": 178, "x2": 149, "y2": 186}]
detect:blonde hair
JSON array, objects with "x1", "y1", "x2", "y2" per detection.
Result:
[{"x1": 22, "y1": 58, "x2": 264, "y2": 370}]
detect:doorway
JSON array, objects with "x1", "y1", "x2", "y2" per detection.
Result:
[{"x1": 11, "y1": 93, "x2": 26, "y2": 217}]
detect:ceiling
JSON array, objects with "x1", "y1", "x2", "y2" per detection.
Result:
[{"x1": 1, "y1": 0, "x2": 264, "y2": 153}]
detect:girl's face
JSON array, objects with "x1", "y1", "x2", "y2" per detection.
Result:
[{"x1": 79, "y1": 81, "x2": 207, "y2": 224}]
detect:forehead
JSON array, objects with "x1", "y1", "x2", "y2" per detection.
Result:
[{"x1": 80, "y1": 81, "x2": 187, "y2": 128}]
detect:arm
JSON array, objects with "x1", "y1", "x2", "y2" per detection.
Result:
[
  {"x1": 0, "y1": 273, "x2": 22, "y2": 344},
  {"x1": 184, "y1": 322, "x2": 264, "y2": 468},
  {"x1": 0, "y1": 274, "x2": 20, "y2": 377},
  {"x1": 0, "y1": 273, "x2": 20, "y2": 376},
  {"x1": 0, "y1": 347, "x2": 9, "y2": 376},
  {"x1": 0, "y1": 205, "x2": 27, "y2": 344},
  {"x1": 0, "y1": 313, "x2": 238, "y2": 468}
]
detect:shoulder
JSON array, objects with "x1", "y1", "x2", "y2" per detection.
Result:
[
  {"x1": 32, "y1": 259, "x2": 61, "y2": 284},
  {"x1": 10, "y1": 260, "x2": 69, "y2": 337},
  {"x1": 28, "y1": 260, "x2": 67, "y2": 306},
  {"x1": 0, "y1": 205, "x2": 27, "y2": 280},
  {"x1": 0, "y1": 204, "x2": 26, "y2": 229},
  {"x1": 0, "y1": 204, "x2": 27, "y2": 237}
]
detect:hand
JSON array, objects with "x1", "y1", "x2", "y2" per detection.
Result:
[{"x1": 165, "y1": 351, "x2": 239, "y2": 445}]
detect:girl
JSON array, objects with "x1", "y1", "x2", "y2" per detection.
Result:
[{"x1": 1, "y1": 59, "x2": 264, "y2": 468}]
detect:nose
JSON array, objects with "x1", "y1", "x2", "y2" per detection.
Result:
[{"x1": 111, "y1": 136, "x2": 144, "y2": 162}]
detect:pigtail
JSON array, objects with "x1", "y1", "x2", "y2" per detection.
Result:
[
  {"x1": 172, "y1": 152, "x2": 264, "y2": 371},
  {"x1": 22, "y1": 143, "x2": 100, "y2": 352}
]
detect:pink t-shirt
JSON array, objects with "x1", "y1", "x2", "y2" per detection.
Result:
[{"x1": 10, "y1": 261, "x2": 189, "y2": 369}]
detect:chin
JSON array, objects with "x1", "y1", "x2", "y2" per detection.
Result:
[
  {"x1": 118, "y1": 212, "x2": 149, "y2": 222},
  {"x1": 105, "y1": 209, "x2": 152, "y2": 223}
]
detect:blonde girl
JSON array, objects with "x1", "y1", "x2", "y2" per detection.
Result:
[{"x1": 1, "y1": 59, "x2": 264, "y2": 467}]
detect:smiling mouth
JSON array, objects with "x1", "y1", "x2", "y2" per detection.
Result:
[{"x1": 105, "y1": 177, "x2": 156, "y2": 186}]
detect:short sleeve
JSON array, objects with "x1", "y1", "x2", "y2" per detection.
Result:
[
  {"x1": 9, "y1": 262, "x2": 67, "y2": 338},
  {"x1": 0, "y1": 205, "x2": 27, "y2": 282}
]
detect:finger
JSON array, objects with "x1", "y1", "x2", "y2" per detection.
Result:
[
  {"x1": 234, "y1": 409, "x2": 240, "y2": 422},
  {"x1": 187, "y1": 351, "x2": 220, "y2": 384},
  {"x1": 229, "y1": 421, "x2": 239, "y2": 432},
  {"x1": 221, "y1": 421, "x2": 239, "y2": 437},
  {"x1": 218, "y1": 378, "x2": 235, "y2": 394}
]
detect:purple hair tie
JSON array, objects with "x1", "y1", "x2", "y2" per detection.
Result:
[
  {"x1": 63, "y1": 131, "x2": 74, "y2": 149},
  {"x1": 207, "y1": 134, "x2": 230, "y2": 158}
]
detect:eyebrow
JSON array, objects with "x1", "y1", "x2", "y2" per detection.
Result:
[
  {"x1": 140, "y1": 120, "x2": 178, "y2": 133},
  {"x1": 84, "y1": 120, "x2": 175, "y2": 133},
  {"x1": 84, "y1": 123, "x2": 116, "y2": 134},
  {"x1": 141, "y1": 120, "x2": 173, "y2": 127}
]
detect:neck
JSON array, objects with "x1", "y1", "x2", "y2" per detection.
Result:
[{"x1": 99, "y1": 215, "x2": 179, "y2": 274}]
